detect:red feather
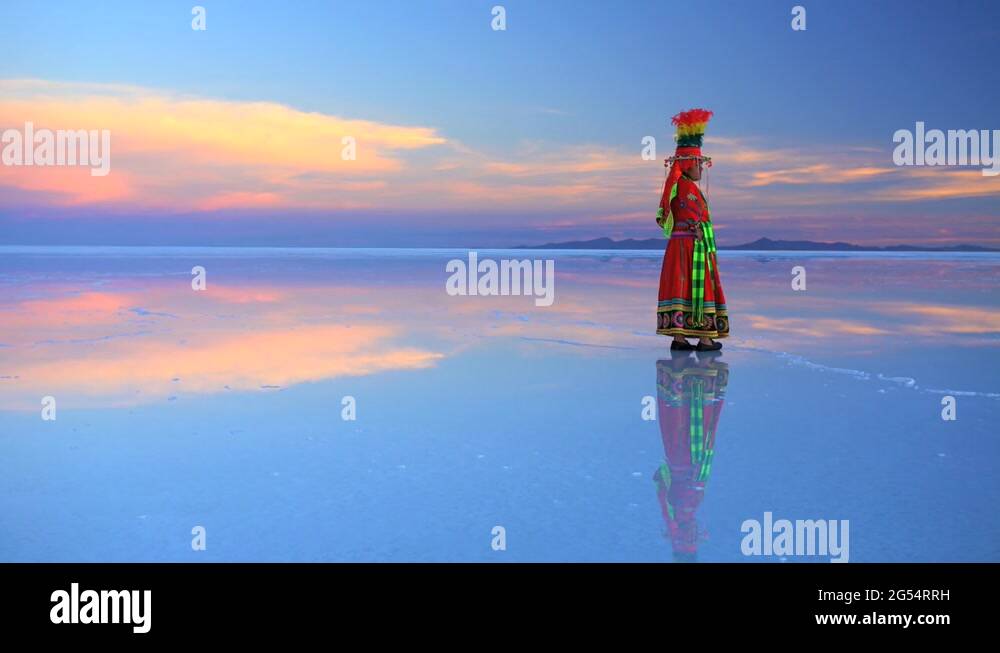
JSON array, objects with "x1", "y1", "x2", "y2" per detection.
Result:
[{"x1": 671, "y1": 108, "x2": 714, "y2": 126}]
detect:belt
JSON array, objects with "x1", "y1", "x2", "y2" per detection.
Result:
[{"x1": 670, "y1": 220, "x2": 704, "y2": 238}]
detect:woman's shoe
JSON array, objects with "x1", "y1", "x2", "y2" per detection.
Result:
[
  {"x1": 696, "y1": 340, "x2": 722, "y2": 351},
  {"x1": 670, "y1": 339, "x2": 696, "y2": 350}
]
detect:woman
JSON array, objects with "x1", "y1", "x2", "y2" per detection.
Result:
[{"x1": 655, "y1": 108, "x2": 729, "y2": 351}]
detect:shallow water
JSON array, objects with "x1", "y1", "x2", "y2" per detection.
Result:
[{"x1": 0, "y1": 248, "x2": 997, "y2": 561}]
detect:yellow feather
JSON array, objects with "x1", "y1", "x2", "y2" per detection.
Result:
[{"x1": 675, "y1": 122, "x2": 707, "y2": 137}]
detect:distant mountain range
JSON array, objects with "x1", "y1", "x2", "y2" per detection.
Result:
[{"x1": 513, "y1": 237, "x2": 999, "y2": 252}]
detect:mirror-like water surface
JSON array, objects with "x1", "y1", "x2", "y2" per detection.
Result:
[{"x1": 1, "y1": 248, "x2": 997, "y2": 561}]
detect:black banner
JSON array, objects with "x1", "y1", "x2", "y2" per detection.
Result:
[{"x1": 0, "y1": 563, "x2": 993, "y2": 641}]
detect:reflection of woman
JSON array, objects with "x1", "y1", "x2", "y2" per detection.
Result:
[
  {"x1": 653, "y1": 350, "x2": 729, "y2": 562},
  {"x1": 655, "y1": 109, "x2": 729, "y2": 351}
]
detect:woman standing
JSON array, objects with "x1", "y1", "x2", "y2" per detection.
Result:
[{"x1": 655, "y1": 109, "x2": 729, "y2": 351}]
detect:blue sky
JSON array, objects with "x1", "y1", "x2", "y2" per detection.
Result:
[{"x1": 1, "y1": 0, "x2": 998, "y2": 246}]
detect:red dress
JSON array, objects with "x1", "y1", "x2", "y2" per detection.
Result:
[{"x1": 656, "y1": 175, "x2": 729, "y2": 339}]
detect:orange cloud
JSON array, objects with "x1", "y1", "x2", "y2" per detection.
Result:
[
  {"x1": 2, "y1": 79, "x2": 997, "y2": 221},
  {"x1": 877, "y1": 168, "x2": 1000, "y2": 201},
  {"x1": 746, "y1": 164, "x2": 895, "y2": 187},
  {"x1": 0, "y1": 79, "x2": 446, "y2": 209},
  {"x1": 196, "y1": 191, "x2": 284, "y2": 211},
  {"x1": 0, "y1": 161, "x2": 131, "y2": 203}
]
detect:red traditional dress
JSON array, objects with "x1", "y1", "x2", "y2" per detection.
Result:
[{"x1": 655, "y1": 109, "x2": 730, "y2": 340}]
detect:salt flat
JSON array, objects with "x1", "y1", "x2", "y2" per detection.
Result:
[{"x1": 0, "y1": 248, "x2": 996, "y2": 561}]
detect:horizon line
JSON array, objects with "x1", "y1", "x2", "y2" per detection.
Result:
[{"x1": 2, "y1": 244, "x2": 998, "y2": 256}]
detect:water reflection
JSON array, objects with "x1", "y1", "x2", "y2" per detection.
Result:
[
  {"x1": 0, "y1": 250, "x2": 997, "y2": 562},
  {"x1": 653, "y1": 350, "x2": 730, "y2": 562},
  {"x1": 1, "y1": 250, "x2": 995, "y2": 411}
]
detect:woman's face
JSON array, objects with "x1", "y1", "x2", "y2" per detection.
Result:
[{"x1": 686, "y1": 160, "x2": 703, "y2": 181}]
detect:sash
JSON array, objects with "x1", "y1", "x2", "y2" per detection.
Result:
[{"x1": 688, "y1": 187, "x2": 717, "y2": 326}]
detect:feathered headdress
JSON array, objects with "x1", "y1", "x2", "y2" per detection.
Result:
[
  {"x1": 662, "y1": 108, "x2": 714, "y2": 204},
  {"x1": 672, "y1": 108, "x2": 713, "y2": 150}
]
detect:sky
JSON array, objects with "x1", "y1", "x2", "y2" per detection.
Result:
[{"x1": 1, "y1": 0, "x2": 998, "y2": 247}]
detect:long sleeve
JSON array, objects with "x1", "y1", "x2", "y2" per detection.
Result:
[{"x1": 657, "y1": 179, "x2": 678, "y2": 238}]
